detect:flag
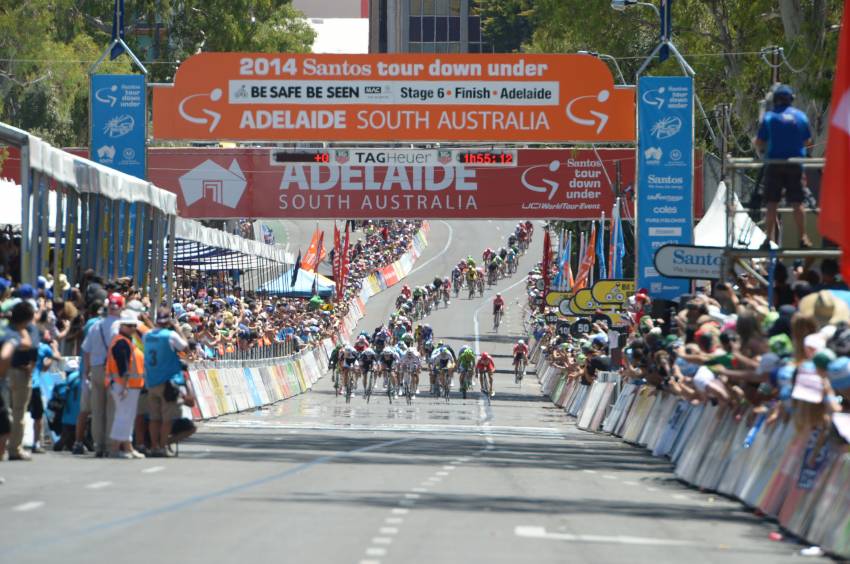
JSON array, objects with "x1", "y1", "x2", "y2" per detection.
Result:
[
  {"x1": 339, "y1": 222, "x2": 351, "y2": 297},
  {"x1": 596, "y1": 215, "x2": 607, "y2": 280},
  {"x1": 553, "y1": 231, "x2": 568, "y2": 289},
  {"x1": 611, "y1": 198, "x2": 626, "y2": 280},
  {"x1": 291, "y1": 250, "x2": 301, "y2": 286},
  {"x1": 574, "y1": 223, "x2": 597, "y2": 290},
  {"x1": 820, "y1": 0, "x2": 850, "y2": 279},
  {"x1": 332, "y1": 223, "x2": 341, "y2": 283},
  {"x1": 301, "y1": 228, "x2": 327, "y2": 271},
  {"x1": 541, "y1": 229, "x2": 552, "y2": 303},
  {"x1": 565, "y1": 231, "x2": 575, "y2": 290},
  {"x1": 110, "y1": 0, "x2": 126, "y2": 60}
]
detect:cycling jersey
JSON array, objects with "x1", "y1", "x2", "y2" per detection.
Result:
[
  {"x1": 476, "y1": 356, "x2": 495, "y2": 372},
  {"x1": 401, "y1": 351, "x2": 421, "y2": 370},
  {"x1": 380, "y1": 350, "x2": 399, "y2": 368},
  {"x1": 513, "y1": 344, "x2": 529, "y2": 356},
  {"x1": 458, "y1": 350, "x2": 476, "y2": 369},
  {"x1": 493, "y1": 297, "x2": 505, "y2": 311}
]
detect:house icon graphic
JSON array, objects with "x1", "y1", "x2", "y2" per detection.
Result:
[{"x1": 178, "y1": 159, "x2": 247, "y2": 209}]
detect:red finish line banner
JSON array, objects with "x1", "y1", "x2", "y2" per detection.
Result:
[
  {"x1": 147, "y1": 148, "x2": 635, "y2": 220},
  {"x1": 152, "y1": 53, "x2": 635, "y2": 143}
]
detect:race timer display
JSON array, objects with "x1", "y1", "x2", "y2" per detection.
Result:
[{"x1": 456, "y1": 152, "x2": 515, "y2": 165}]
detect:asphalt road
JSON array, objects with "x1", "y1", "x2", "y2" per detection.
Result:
[{"x1": 0, "y1": 220, "x2": 814, "y2": 563}]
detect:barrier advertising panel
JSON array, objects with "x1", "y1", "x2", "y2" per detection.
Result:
[
  {"x1": 152, "y1": 53, "x2": 635, "y2": 143},
  {"x1": 90, "y1": 74, "x2": 146, "y2": 179},
  {"x1": 636, "y1": 76, "x2": 694, "y2": 300},
  {"x1": 147, "y1": 147, "x2": 633, "y2": 219}
]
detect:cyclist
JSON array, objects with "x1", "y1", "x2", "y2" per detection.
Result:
[
  {"x1": 441, "y1": 277, "x2": 451, "y2": 305},
  {"x1": 418, "y1": 323, "x2": 433, "y2": 351},
  {"x1": 354, "y1": 333, "x2": 370, "y2": 352},
  {"x1": 466, "y1": 255, "x2": 477, "y2": 269},
  {"x1": 466, "y1": 265, "x2": 478, "y2": 290},
  {"x1": 506, "y1": 247, "x2": 517, "y2": 274},
  {"x1": 507, "y1": 233, "x2": 517, "y2": 248},
  {"x1": 457, "y1": 345, "x2": 477, "y2": 392},
  {"x1": 340, "y1": 344, "x2": 359, "y2": 396},
  {"x1": 400, "y1": 331, "x2": 415, "y2": 349},
  {"x1": 400, "y1": 284, "x2": 412, "y2": 300},
  {"x1": 432, "y1": 276, "x2": 443, "y2": 290},
  {"x1": 476, "y1": 352, "x2": 496, "y2": 397},
  {"x1": 400, "y1": 346, "x2": 422, "y2": 396},
  {"x1": 524, "y1": 220, "x2": 534, "y2": 235},
  {"x1": 431, "y1": 342, "x2": 456, "y2": 395},
  {"x1": 379, "y1": 346, "x2": 401, "y2": 395},
  {"x1": 359, "y1": 345, "x2": 378, "y2": 393},
  {"x1": 493, "y1": 293, "x2": 505, "y2": 327},
  {"x1": 328, "y1": 342, "x2": 343, "y2": 391},
  {"x1": 488, "y1": 256, "x2": 501, "y2": 284},
  {"x1": 482, "y1": 247, "x2": 494, "y2": 265},
  {"x1": 513, "y1": 339, "x2": 529, "y2": 372},
  {"x1": 451, "y1": 265, "x2": 463, "y2": 291},
  {"x1": 372, "y1": 325, "x2": 390, "y2": 352}
]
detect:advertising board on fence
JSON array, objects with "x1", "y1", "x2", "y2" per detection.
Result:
[
  {"x1": 653, "y1": 244, "x2": 723, "y2": 280},
  {"x1": 147, "y1": 147, "x2": 633, "y2": 220},
  {"x1": 636, "y1": 76, "x2": 694, "y2": 300},
  {"x1": 152, "y1": 53, "x2": 635, "y2": 143}
]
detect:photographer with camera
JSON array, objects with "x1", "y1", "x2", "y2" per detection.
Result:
[{"x1": 143, "y1": 306, "x2": 189, "y2": 458}]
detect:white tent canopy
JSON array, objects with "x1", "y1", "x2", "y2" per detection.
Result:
[{"x1": 694, "y1": 181, "x2": 769, "y2": 250}]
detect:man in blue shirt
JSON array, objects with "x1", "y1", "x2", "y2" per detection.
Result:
[
  {"x1": 756, "y1": 84, "x2": 814, "y2": 248},
  {"x1": 143, "y1": 306, "x2": 188, "y2": 458}
]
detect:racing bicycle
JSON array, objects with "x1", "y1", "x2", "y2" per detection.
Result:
[
  {"x1": 460, "y1": 366, "x2": 474, "y2": 399},
  {"x1": 514, "y1": 354, "x2": 527, "y2": 387}
]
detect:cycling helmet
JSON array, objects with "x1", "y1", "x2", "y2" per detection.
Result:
[
  {"x1": 518, "y1": 339, "x2": 525, "y2": 345},
  {"x1": 496, "y1": 293, "x2": 502, "y2": 298},
  {"x1": 437, "y1": 340, "x2": 444, "y2": 347},
  {"x1": 480, "y1": 352, "x2": 492, "y2": 359}
]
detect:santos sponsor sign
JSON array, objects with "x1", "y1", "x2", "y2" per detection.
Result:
[
  {"x1": 653, "y1": 244, "x2": 723, "y2": 280},
  {"x1": 152, "y1": 53, "x2": 635, "y2": 143},
  {"x1": 146, "y1": 148, "x2": 633, "y2": 219}
]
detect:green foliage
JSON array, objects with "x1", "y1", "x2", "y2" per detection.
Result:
[
  {"x1": 527, "y1": 0, "x2": 843, "y2": 154},
  {"x1": 479, "y1": 0, "x2": 536, "y2": 53},
  {"x1": 0, "y1": 1, "x2": 314, "y2": 146}
]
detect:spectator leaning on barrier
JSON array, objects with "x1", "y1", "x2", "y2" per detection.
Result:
[
  {"x1": 80, "y1": 292, "x2": 124, "y2": 457},
  {"x1": 143, "y1": 306, "x2": 189, "y2": 458},
  {"x1": 755, "y1": 84, "x2": 814, "y2": 249}
]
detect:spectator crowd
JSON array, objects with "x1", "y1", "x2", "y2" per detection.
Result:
[{"x1": 0, "y1": 219, "x2": 424, "y2": 469}]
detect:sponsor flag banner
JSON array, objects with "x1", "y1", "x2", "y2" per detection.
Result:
[
  {"x1": 574, "y1": 223, "x2": 597, "y2": 291},
  {"x1": 152, "y1": 53, "x2": 635, "y2": 143},
  {"x1": 147, "y1": 147, "x2": 631, "y2": 220},
  {"x1": 636, "y1": 76, "x2": 694, "y2": 299},
  {"x1": 820, "y1": 0, "x2": 850, "y2": 279},
  {"x1": 301, "y1": 229, "x2": 326, "y2": 271},
  {"x1": 91, "y1": 73, "x2": 146, "y2": 179},
  {"x1": 596, "y1": 216, "x2": 607, "y2": 280}
]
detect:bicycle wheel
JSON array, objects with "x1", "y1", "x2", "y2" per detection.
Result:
[
  {"x1": 345, "y1": 375, "x2": 352, "y2": 404},
  {"x1": 444, "y1": 372, "x2": 451, "y2": 403}
]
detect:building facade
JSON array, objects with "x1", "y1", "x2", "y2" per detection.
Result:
[{"x1": 369, "y1": 0, "x2": 485, "y2": 53}]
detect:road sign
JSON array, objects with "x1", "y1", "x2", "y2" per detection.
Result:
[
  {"x1": 147, "y1": 147, "x2": 631, "y2": 220},
  {"x1": 556, "y1": 321, "x2": 571, "y2": 337},
  {"x1": 91, "y1": 74, "x2": 146, "y2": 179},
  {"x1": 557, "y1": 298, "x2": 572, "y2": 316},
  {"x1": 636, "y1": 75, "x2": 694, "y2": 300},
  {"x1": 591, "y1": 279, "x2": 635, "y2": 305},
  {"x1": 653, "y1": 244, "x2": 723, "y2": 280},
  {"x1": 152, "y1": 53, "x2": 636, "y2": 143},
  {"x1": 570, "y1": 318, "x2": 593, "y2": 338}
]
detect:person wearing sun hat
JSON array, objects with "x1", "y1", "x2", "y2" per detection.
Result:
[{"x1": 799, "y1": 290, "x2": 850, "y2": 329}]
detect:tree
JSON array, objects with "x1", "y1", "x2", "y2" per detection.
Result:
[
  {"x1": 0, "y1": 1, "x2": 315, "y2": 146},
  {"x1": 478, "y1": 0, "x2": 536, "y2": 53}
]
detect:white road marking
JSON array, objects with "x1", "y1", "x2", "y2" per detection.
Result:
[
  {"x1": 646, "y1": 487, "x2": 659, "y2": 492},
  {"x1": 85, "y1": 481, "x2": 112, "y2": 490},
  {"x1": 409, "y1": 220, "x2": 453, "y2": 276},
  {"x1": 360, "y1": 560, "x2": 381, "y2": 564},
  {"x1": 142, "y1": 466, "x2": 165, "y2": 474},
  {"x1": 623, "y1": 481, "x2": 639, "y2": 486},
  {"x1": 485, "y1": 444, "x2": 495, "y2": 450},
  {"x1": 514, "y1": 526, "x2": 699, "y2": 547},
  {"x1": 672, "y1": 494, "x2": 690, "y2": 501},
  {"x1": 372, "y1": 537, "x2": 393, "y2": 545},
  {"x1": 404, "y1": 493, "x2": 420, "y2": 499},
  {"x1": 412, "y1": 488, "x2": 427, "y2": 493},
  {"x1": 391, "y1": 508, "x2": 409, "y2": 515},
  {"x1": 206, "y1": 421, "x2": 564, "y2": 439},
  {"x1": 379, "y1": 527, "x2": 399, "y2": 535},
  {"x1": 603, "y1": 475, "x2": 617, "y2": 480},
  {"x1": 13, "y1": 501, "x2": 44, "y2": 512},
  {"x1": 385, "y1": 517, "x2": 404, "y2": 524},
  {"x1": 443, "y1": 465, "x2": 456, "y2": 470},
  {"x1": 436, "y1": 471, "x2": 449, "y2": 476},
  {"x1": 583, "y1": 470, "x2": 597, "y2": 474},
  {"x1": 365, "y1": 548, "x2": 387, "y2": 557}
]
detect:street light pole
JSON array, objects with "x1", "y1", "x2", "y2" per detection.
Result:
[{"x1": 577, "y1": 50, "x2": 628, "y2": 85}]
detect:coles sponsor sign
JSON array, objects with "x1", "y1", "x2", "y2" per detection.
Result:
[
  {"x1": 146, "y1": 148, "x2": 633, "y2": 219},
  {"x1": 152, "y1": 53, "x2": 635, "y2": 143}
]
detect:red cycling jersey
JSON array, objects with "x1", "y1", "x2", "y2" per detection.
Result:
[
  {"x1": 513, "y1": 343, "x2": 529, "y2": 356},
  {"x1": 493, "y1": 297, "x2": 505, "y2": 310},
  {"x1": 476, "y1": 356, "x2": 495, "y2": 372}
]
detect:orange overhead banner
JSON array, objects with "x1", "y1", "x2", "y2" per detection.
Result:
[{"x1": 152, "y1": 53, "x2": 635, "y2": 143}]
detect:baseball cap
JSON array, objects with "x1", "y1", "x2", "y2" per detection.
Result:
[
  {"x1": 0, "y1": 277, "x2": 11, "y2": 295},
  {"x1": 107, "y1": 293, "x2": 125, "y2": 308},
  {"x1": 813, "y1": 348, "x2": 836, "y2": 371},
  {"x1": 758, "y1": 353, "x2": 783, "y2": 375},
  {"x1": 126, "y1": 299, "x2": 146, "y2": 314},
  {"x1": 18, "y1": 284, "x2": 36, "y2": 300},
  {"x1": 118, "y1": 310, "x2": 140, "y2": 326}
]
